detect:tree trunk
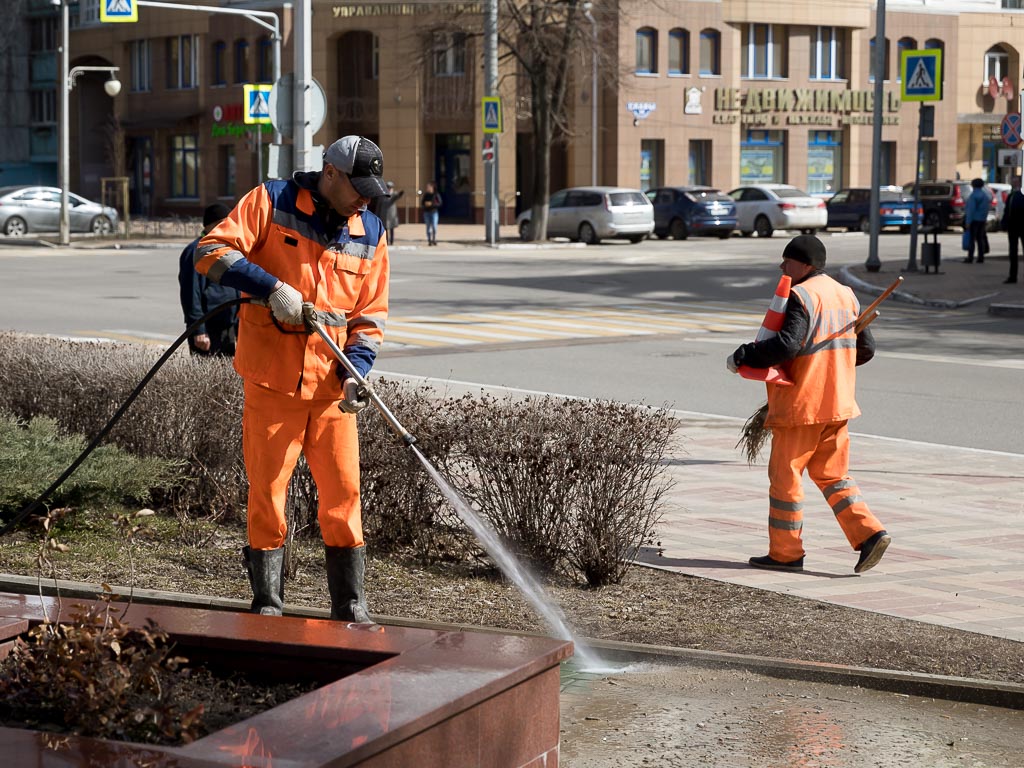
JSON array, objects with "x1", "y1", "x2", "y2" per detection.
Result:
[{"x1": 530, "y1": 74, "x2": 553, "y2": 241}]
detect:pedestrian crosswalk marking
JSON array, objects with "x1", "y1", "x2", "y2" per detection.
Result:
[{"x1": 384, "y1": 304, "x2": 763, "y2": 349}]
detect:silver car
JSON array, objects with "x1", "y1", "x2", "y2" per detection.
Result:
[
  {"x1": 517, "y1": 186, "x2": 654, "y2": 244},
  {"x1": 0, "y1": 185, "x2": 119, "y2": 237},
  {"x1": 727, "y1": 183, "x2": 828, "y2": 238}
]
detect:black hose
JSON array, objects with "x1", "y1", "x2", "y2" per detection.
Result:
[{"x1": 0, "y1": 297, "x2": 260, "y2": 536}]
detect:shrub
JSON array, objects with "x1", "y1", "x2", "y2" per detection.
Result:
[{"x1": 0, "y1": 413, "x2": 181, "y2": 516}]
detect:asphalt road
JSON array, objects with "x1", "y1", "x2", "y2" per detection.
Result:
[{"x1": 0, "y1": 231, "x2": 1020, "y2": 453}]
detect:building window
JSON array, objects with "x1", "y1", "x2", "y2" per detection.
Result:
[
  {"x1": 30, "y1": 16, "x2": 57, "y2": 51},
  {"x1": 257, "y1": 36, "x2": 273, "y2": 83},
  {"x1": 234, "y1": 39, "x2": 249, "y2": 84},
  {"x1": 1003, "y1": 0, "x2": 1023, "y2": 9},
  {"x1": 636, "y1": 28, "x2": 657, "y2": 74},
  {"x1": 30, "y1": 89, "x2": 56, "y2": 124},
  {"x1": 925, "y1": 38, "x2": 945, "y2": 86},
  {"x1": 809, "y1": 26, "x2": 842, "y2": 80},
  {"x1": 432, "y1": 31, "x2": 467, "y2": 76},
  {"x1": 742, "y1": 24, "x2": 786, "y2": 79},
  {"x1": 211, "y1": 41, "x2": 226, "y2": 86},
  {"x1": 807, "y1": 131, "x2": 842, "y2": 196},
  {"x1": 740, "y1": 130, "x2": 785, "y2": 184},
  {"x1": 985, "y1": 44, "x2": 1010, "y2": 85},
  {"x1": 170, "y1": 135, "x2": 199, "y2": 198},
  {"x1": 668, "y1": 28, "x2": 690, "y2": 75},
  {"x1": 689, "y1": 140, "x2": 711, "y2": 186},
  {"x1": 130, "y1": 39, "x2": 151, "y2": 92},
  {"x1": 166, "y1": 34, "x2": 198, "y2": 90},
  {"x1": 869, "y1": 36, "x2": 889, "y2": 82},
  {"x1": 217, "y1": 145, "x2": 236, "y2": 199},
  {"x1": 896, "y1": 37, "x2": 916, "y2": 81},
  {"x1": 640, "y1": 139, "x2": 664, "y2": 190},
  {"x1": 880, "y1": 141, "x2": 896, "y2": 185},
  {"x1": 699, "y1": 29, "x2": 720, "y2": 76}
]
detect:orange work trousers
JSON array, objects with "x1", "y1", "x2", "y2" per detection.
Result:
[
  {"x1": 767, "y1": 420, "x2": 885, "y2": 563},
  {"x1": 242, "y1": 381, "x2": 362, "y2": 550}
]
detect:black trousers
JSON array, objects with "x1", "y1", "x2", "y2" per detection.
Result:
[
  {"x1": 1008, "y1": 230, "x2": 1022, "y2": 281},
  {"x1": 968, "y1": 221, "x2": 988, "y2": 262}
]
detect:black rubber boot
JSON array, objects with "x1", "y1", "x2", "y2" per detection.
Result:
[
  {"x1": 325, "y1": 545, "x2": 372, "y2": 623},
  {"x1": 242, "y1": 545, "x2": 285, "y2": 616}
]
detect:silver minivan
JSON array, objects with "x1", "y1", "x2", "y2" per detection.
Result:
[{"x1": 517, "y1": 186, "x2": 655, "y2": 244}]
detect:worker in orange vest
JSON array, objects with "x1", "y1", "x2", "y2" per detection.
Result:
[
  {"x1": 727, "y1": 235, "x2": 890, "y2": 574},
  {"x1": 195, "y1": 136, "x2": 390, "y2": 619}
]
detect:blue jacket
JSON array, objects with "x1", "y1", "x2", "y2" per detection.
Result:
[
  {"x1": 178, "y1": 237, "x2": 241, "y2": 334},
  {"x1": 965, "y1": 187, "x2": 992, "y2": 225}
]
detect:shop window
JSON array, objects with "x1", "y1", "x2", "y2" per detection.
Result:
[
  {"x1": 234, "y1": 39, "x2": 249, "y2": 84},
  {"x1": 740, "y1": 130, "x2": 785, "y2": 184},
  {"x1": 217, "y1": 145, "x2": 236, "y2": 199},
  {"x1": 640, "y1": 139, "x2": 664, "y2": 190},
  {"x1": 896, "y1": 37, "x2": 916, "y2": 82},
  {"x1": 699, "y1": 29, "x2": 720, "y2": 76},
  {"x1": 985, "y1": 44, "x2": 1010, "y2": 85},
  {"x1": 742, "y1": 24, "x2": 786, "y2": 79},
  {"x1": 131, "y1": 39, "x2": 151, "y2": 92},
  {"x1": 668, "y1": 28, "x2": 689, "y2": 75},
  {"x1": 170, "y1": 135, "x2": 199, "y2": 199},
  {"x1": 166, "y1": 34, "x2": 198, "y2": 90},
  {"x1": 869, "y1": 36, "x2": 889, "y2": 82},
  {"x1": 809, "y1": 26, "x2": 843, "y2": 80},
  {"x1": 257, "y1": 37, "x2": 273, "y2": 84},
  {"x1": 689, "y1": 140, "x2": 711, "y2": 186},
  {"x1": 211, "y1": 41, "x2": 226, "y2": 87},
  {"x1": 807, "y1": 131, "x2": 842, "y2": 196},
  {"x1": 880, "y1": 141, "x2": 896, "y2": 185},
  {"x1": 636, "y1": 28, "x2": 658, "y2": 74},
  {"x1": 433, "y1": 31, "x2": 467, "y2": 76}
]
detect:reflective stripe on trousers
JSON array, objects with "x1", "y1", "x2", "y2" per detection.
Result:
[
  {"x1": 767, "y1": 420, "x2": 885, "y2": 563},
  {"x1": 243, "y1": 381, "x2": 362, "y2": 550}
]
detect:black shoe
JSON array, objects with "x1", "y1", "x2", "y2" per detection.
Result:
[
  {"x1": 854, "y1": 531, "x2": 891, "y2": 574},
  {"x1": 1004, "y1": 278, "x2": 1017, "y2": 284},
  {"x1": 962, "y1": 258, "x2": 974, "y2": 263},
  {"x1": 977, "y1": 258, "x2": 985, "y2": 263},
  {"x1": 748, "y1": 555, "x2": 804, "y2": 572}
]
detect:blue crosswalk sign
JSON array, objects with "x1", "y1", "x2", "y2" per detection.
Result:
[
  {"x1": 901, "y1": 49, "x2": 942, "y2": 102},
  {"x1": 100, "y1": 0, "x2": 138, "y2": 23},
  {"x1": 482, "y1": 97, "x2": 503, "y2": 134},
  {"x1": 244, "y1": 84, "x2": 273, "y2": 125}
]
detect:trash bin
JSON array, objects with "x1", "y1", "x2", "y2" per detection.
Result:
[{"x1": 921, "y1": 226, "x2": 941, "y2": 273}]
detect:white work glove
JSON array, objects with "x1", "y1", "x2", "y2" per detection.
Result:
[
  {"x1": 726, "y1": 353, "x2": 740, "y2": 374},
  {"x1": 268, "y1": 282, "x2": 304, "y2": 325},
  {"x1": 339, "y1": 378, "x2": 370, "y2": 414}
]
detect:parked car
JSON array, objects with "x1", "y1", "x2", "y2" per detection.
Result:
[
  {"x1": 726, "y1": 184, "x2": 827, "y2": 238},
  {"x1": 900, "y1": 179, "x2": 972, "y2": 231},
  {"x1": 825, "y1": 186, "x2": 923, "y2": 233},
  {"x1": 0, "y1": 185, "x2": 119, "y2": 237},
  {"x1": 988, "y1": 182, "x2": 1011, "y2": 232},
  {"x1": 517, "y1": 186, "x2": 654, "y2": 244},
  {"x1": 645, "y1": 186, "x2": 737, "y2": 240}
]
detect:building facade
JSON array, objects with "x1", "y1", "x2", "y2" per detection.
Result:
[{"x1": 13, "y1": 0, "x2": 1024, "y2": 222}]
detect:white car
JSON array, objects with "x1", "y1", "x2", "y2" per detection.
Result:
[
  {"x1": 988, "y1": 182, "x2": 1010, "y2": 231},
  {"x1": 517, "y1": 186, "x2": 654, "y2": 244},
  {"x1": 727, "y1": 184, "x2": 828, "y2": 238}
]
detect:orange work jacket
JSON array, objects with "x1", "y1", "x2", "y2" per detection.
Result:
[
  {"x1": 195, "y1": 177, "x2": 389, "y2": 400},
  {"x1": 765, "y1": 274, "x2": 861, "y2": 428}
]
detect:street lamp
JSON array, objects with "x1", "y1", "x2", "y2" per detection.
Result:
[
  {"x1": 57, "y1": 0, "x2": 121, "y2": 245},
  {"x1": 582, "y1": 2, "x2": 598, "y2": 186}
]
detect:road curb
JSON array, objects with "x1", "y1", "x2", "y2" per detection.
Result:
[
  {"x1": 2, "y1": 573, "x2": 1021, "y2": 710},
  {"x1": 837, "y1": 265, "x2": 999, "y2": 309},
  {"x1": 988, "y1": 302, "x2": 1024, "y2": 317}
]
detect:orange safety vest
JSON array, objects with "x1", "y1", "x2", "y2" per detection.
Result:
[
  {"x1": 765, "y1": 274, "x2": 861, "y2": 428},
  {"x1": 195, "y1": 181, "x2": 389, "y2": 400}
]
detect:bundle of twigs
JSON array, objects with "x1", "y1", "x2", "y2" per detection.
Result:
[{"x1": 734, "y1": 276, "x2": 903, "y2": 466}]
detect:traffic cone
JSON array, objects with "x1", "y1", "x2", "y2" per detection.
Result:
[{"x1": 738, "y1": 275, "x2": 794, "y2": 387}]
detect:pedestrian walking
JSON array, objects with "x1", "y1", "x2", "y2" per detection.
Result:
[
  {"x1": 177, "y1": 203, "x2": 239, "y2": 357},
  {"x1": 195, "y1": 135, "x2": 391, "y2": 620},
  {"x1": 1001, "y1": 174, "x2": 1023, "y2": 284},
  {"x1": 727, "y1": 235, "x2": 890, "y2": 574},
  {"x1": 421, "y1": 181, "x2": 442, "y2": 246},
  {"x1": 964, "y1": 177, "x2": 991, "y2": 263}
]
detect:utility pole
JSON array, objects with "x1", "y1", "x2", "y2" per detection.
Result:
[
  {"x1": 58, "y1": 0, "x2": 70, "y2": 245},
  {"x1": 295, "y1": 0, "x2": 314, "y2": 170},
  {"x1": 865, "y1": 0, "x2": 886, "y2": 272},
  {"x1": 483, "y1": 0, "x2": 499, "y2": 244}
]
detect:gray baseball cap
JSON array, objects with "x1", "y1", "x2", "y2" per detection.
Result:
[{"x1": 322, "y1": 136, "x2": 389, "y2": 198}]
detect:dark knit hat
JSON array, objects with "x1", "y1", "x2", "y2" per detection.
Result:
[
  {"x1": 782, "y1": 234, "x2": 827, "y2": 269},
  {"x1": 203, "y1": 203, "x2": 230, "y2": 227}
]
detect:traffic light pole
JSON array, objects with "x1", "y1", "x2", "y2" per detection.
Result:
[
  {"x1": 483, "y1": 0, "x2": 499, "y2": 245},
  {"x1": 906, "y1": 102, "x2": 926, "y2": 273}
]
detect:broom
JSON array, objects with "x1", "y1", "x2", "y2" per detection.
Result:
[{"x1": 735, "y1": 276, "x2": 903, "y2": 465}]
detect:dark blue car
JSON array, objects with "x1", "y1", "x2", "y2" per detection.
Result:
[
  {"x1": 826, "y1": 186, "x2": 923, "y2": 233},
  {"x1": 646, "y1": 186, "x2": 737, "y2": 240}
]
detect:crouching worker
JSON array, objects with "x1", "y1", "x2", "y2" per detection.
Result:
[
  {"x1": 195, "y1": 136, "x2": 391, "y2": 619},
  {"x1": 727, "y1": 235, "x2": 891, "y2": 574}
]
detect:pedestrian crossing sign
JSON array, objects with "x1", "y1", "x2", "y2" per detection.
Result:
[
  {"x1": 244, "y1": 84, "x2": 273, "y2": 125},
  {"x1": 901, "y1": 49, "x2": 942, "y2": 102},
  {"x1": 481, "y1": 96, "x2": 503, "y2": 134},
  {"x1": 100, "y1": 0, "x2": 138, "y2": 23}
]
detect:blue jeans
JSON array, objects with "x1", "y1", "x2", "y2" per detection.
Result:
[{"x1": 424, "y1": 210, "x2": 439, "y2": 243}]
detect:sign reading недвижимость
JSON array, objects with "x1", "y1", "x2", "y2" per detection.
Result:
[
  {"x1": 332, "y1": 3, "x2": 482, "y2": 16},
  {"x1": 713, "y1": 87, "x2": 902, "y2": 127}
]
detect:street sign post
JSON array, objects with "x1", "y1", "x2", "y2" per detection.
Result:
[
  {"x1": 268, "y1": 74, "x2": 327, "y2": 138},
  {"x1": 100, "y1": 0, "x2": 138, "y2": 23},
  {"x1": 1001, "y1": 112, "x2": 1023, "y2": 149},
  {"x1": 243, "y1": 84, "x2": 273, "y2": 124},
  {"x1": 900, "y1": 49, "x2": 943, "y2": 272}
]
